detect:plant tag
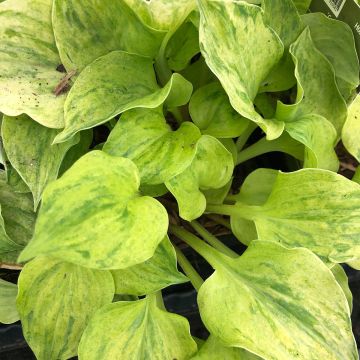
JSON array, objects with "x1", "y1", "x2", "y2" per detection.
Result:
[{"x1": 310, "y1": 0, "x2": 360, "y2": 57}]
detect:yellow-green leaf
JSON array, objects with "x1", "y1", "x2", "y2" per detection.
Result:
[
  {"x1": 52, "y1": 0, "x2": 165, "y2": 71},
  {"x1": 198, "y1": 0, "x2": 284, "y2": 139},
  {"x1": 111, "y1": 236, "x2": 188, "y2": 296},
  {"x1": 18, "y1": 151, "x2": 168, "y2": 269},
  {"x1": 276, "y1": 28, "x2": 347, "y2": 134},
  {"x1": 2, "y1": 114, "x2": 79, "y2": 209},
  {"x1": 198, "y1": 241, "x2": 357, "y2": 360},
  {"x1": 191, "y1": 336, "x2": 261, "y2": 360},
  {"x1": 17, "y1": 256, "x2": 114, "y2": 360},
  {"x1": 0, "y1": 0, "x2": 66, "y2": 128},
  {"x1": 78, "y1": 295, "x2": 197, "y2": 360},
  {"x1": 189, "y1": 82, "x2": 250, "y2": 138},
  {"x1": 331, "y1": 264, "x2": 353, "y2": 313},
  {"x1": 342, "y1": 95, "x2": 360, "y2": 162},
  {"x1": 166, "y1": 135, "x2": 233, "y2": 221},
  {"x1": 104, "y1": 108, "x2": 201, "y2": 185},
  {"x1": 0, "y1": 279, "x2": 19, "y2": 324},
  {"x1": 232, "y1": 169, "x2": 360, "y2": 263},
  {"x1": 54, "y1": 51, "x2": 192, "y2": 143}
]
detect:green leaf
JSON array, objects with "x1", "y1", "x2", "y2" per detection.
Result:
[
  {"x1": 0, "y1": 206, "x2": 23, "y2": 263},
  {"x1": 52, "y1": 0, "x2": 165, "y2": 71},
  {"x1": 285, "y1": 114, "x2": 339, "y2": 171},
  {"x1": 197, "y1": 0, "x2": 284, "y2": 139},
  {"x1": 302, "y1": 13, "x2": 360, "y2": 101},
  {"x1": 2, "y1": 114, "x2": 79, "y2": 209},
  {"x1": 17, "y1": 256, "x2": 114, "y2": 360},
  {"x1": 0, "y1": 279, "x2": 19, "y2": 324},
  {"x1": 166, "y1": 135, "x2": 233, "y2": 221},
  {"x1": 0, "y1": 172, "x2": 35, "y2": 247},
  {"x1": 192, "y1": 336, "x2": 261, "y2": 360},
  {"x1": 331, "y1": 264, "x2": 353, "y2": 313},
  {"x1": 198, "y1": 241, "x2": 357, "y2": 360},
  {"x1": 233, "y1": 169, "x2": 360, "y2": 263},
  {"x1": 260, "y1": 0, "x2": 304, "y2": 92},
  {"x1": 180, "y1": 56, "x2": 216, "y2": 91},
  {"x1": 230, "y1": 168, "x2": 277, "y2": 246},
  {"x1": 111, "y1": 236, "x2": 188, "y2": 296},
  {"x1": 122, "y1": 0, "x2": 196, "y2": 31},
  {"x1": 276, "y1": 28, "x2": 347, "y2": 134},
  {"x1": 104, "y1": 108, "x2": 201, "y2": 185},
  {"x1": 78, "y1": 295, "x2": 197, "y2": 360},
  {"x1": 189, "y1": 82, "x2": 250, "y2": 138},
  {"x1": 0, "y1": 0, "x2": 66, "y2": 128},
  {"x1": 18, "y1": 151, "x2": 168, "y2": 269},
  {"x1": 342, "y1": 95, "x2": 360, "y2": 161},
  {"x1": 292, "y1": 0, "x2": 311, "y2": 14},
  {"x1": 54, "y1": 51, "x2": 192, "y2": 143},
  {"x1": 166, "y1": 21, "x2": 200, "y2": 71},
  {"x1": 263, "y1": 0, "x2": 304, "y2": 49}
]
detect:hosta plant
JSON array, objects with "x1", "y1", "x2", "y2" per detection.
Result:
[{"x1": 0, "y1": 0, "x2": 360, "y2": 359}]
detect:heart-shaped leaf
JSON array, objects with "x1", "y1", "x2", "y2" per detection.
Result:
[
  {"x1": 2, "y1": 114, "x2": 79, "y2": 209},
  {"x1": 54, "y1": 51, "x2": 193, "y2": 143},
  {"x1": 166, "y1": 135, "x2": 233, "y2": 221},
  {"x1": 78, "y1": 295, "x2": 197, "y2": 360},
  {"x1": 189, "y1": 82, "x2": 250, "y2": 138},
  {"x1": 0, "y1": 0, "x2": 66, "y2": 128},
  {"x1": 198, "y1": 241, "x2": 356, "y2": 360},
  {"x1": 18, "y1": 151, "x2": 169, "y2": 269},
  {"x1": 52, "y1": 0, "x2": 165, "y2": 71},
  {"x1": 111, "y1": 236, "x2": 188, "y2": 296},
  {"x1": 197, "y1": 0, "x2": 284, "y2": 139},
  {"x1": 17, "y1": 256, "x2": 114, "y2": 359},
  {"x1": 0, "y1": 279, "x2": 19, "y2": 324},
  {"x1": 104, "y1": 108, "x2": 201, "y2": 185},
  {"x1": 331, "y1": 264, "x2": 353, "y2": 313}
]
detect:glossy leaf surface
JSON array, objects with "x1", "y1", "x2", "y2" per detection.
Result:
[
  {"x1": 198, "y1": 241, "x2": 356, "y2": 360},
  {"x1": 18, "y1": 151, "x2": 168, "y2": 269},
  {"x1": 78, "y1": 295, "x2": 197, "y2": 360},
  {"x1": 17, "y1": 256, "x2": 114, "y2": 360}
]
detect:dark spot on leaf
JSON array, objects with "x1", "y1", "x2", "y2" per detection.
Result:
[{"x1": 56, "y1": 64, "x2": 66, "y2": 73}]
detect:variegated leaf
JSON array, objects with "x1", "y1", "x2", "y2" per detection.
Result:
[
  {"x1": 191, "y1": 336, "x2": 261, "y2": 360},
  {"x1": 285, "y1": 114, "x2": 339, "y2": 171},
  {"x1": 78, "y1": 295, "x2": 197, "y2": 360},
  {"x1": 342, "y1": 95, "x2": 360, "y2": 161},
  {"x1": 0, "y1": 0, "x2": 66, "y2": 128},
  {"x1": 230, "y1": 169, "x2": 360, "y2": 263},
  {"x1": 111, "y1": 236, "x2": 188, "y2": 296},
  {"x1": 122, "y1": 0, "x2": 196, "y2": 31},
  {"x1": 198, "y1": 241, "x2": 357, "y2": 360},
  {"x1": 166, "y1": 135, "x2": 233, "y2": 221},
  {"x1": 276, "y1": 28, "x2": 347, "y2": 134},
  {"x1": 0, "y1": 279, "x2": 19, "y2": 324},
  {"x1": 331, "y1": 264, "x2": 353, "y2": 313},
  {"x1": 198, "y1": 0, "x2": 284, "y2": 139},
  {"x1": 54, "y1": 51, "x2": 192, "y2": 143},
  {"x1": 2, "y1": 114, "x2": 79, "y2": 209},
  {"x1": 53, "y1": 0, "x2": 165, "y2": 71},
  {"x1": 103, "y1": 108, "x2": 201, "y2": 185},
  {"x1": 18, "y1": 151, "x2": 168, "y2": 269},
  {"x1": 302, "y1": 13, "x2": 359, "y2": 101},
  {"x1": 17, "y1": 256, "x2": 114, "y2": 360},
  {"x1": 189, "y1": 82, "x2": 250, "y2": 138}
]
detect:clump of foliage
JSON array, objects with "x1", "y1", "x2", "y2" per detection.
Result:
[{"x1": 0, "y1": 0, "x2": 360, "y2": 359}]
